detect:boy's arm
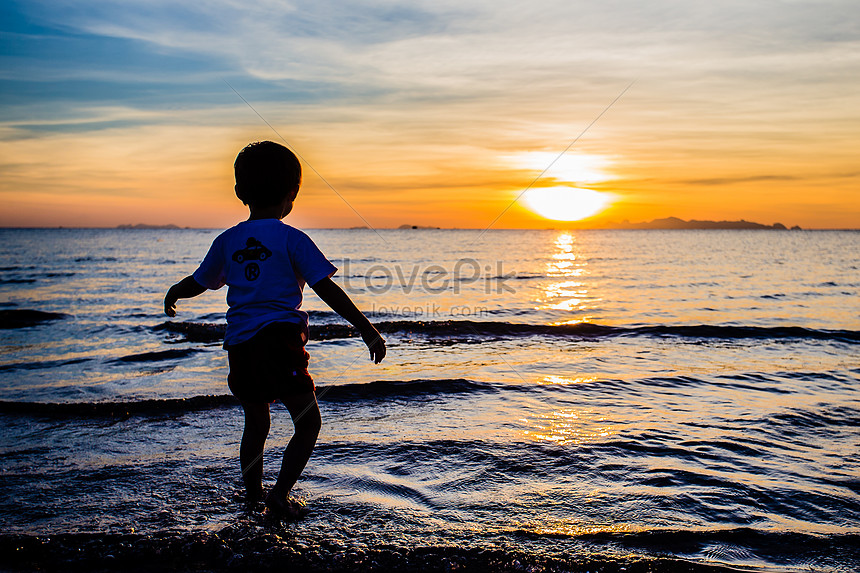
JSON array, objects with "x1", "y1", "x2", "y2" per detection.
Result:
[
  {"x1": 311, "y1": 277, "x2": 386, "y2": 363},
  {"x1": 164, "y1": 275, "x2": 207, "y2": 317}
]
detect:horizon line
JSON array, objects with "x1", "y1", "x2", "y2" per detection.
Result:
[{"x1": 1, "y1": 226, "x2": 858, "y2": 231}]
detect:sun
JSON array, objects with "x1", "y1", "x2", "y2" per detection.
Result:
[{"x1": 524, "y1": 187, "x2": 610, "y2": 221}]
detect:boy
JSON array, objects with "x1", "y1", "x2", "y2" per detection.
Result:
[{"x1": 164, "y1": 141, "x2": 385, "y2": 518}]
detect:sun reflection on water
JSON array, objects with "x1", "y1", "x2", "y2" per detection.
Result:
[
  {"x1": 520, "y1": 405, "x2": 616, "y2": 446},
  {"x1": 546, "y1": 233, "x2": 582, "y2": 277},
  {"x1": 543, "y1": 281, "x2": 589, "y2": 311},
  {"x1": 537, "y1": 375, "x2": 598, "y2": 386},
  {"x1": 550, "y1": 317, "x2": 594, "y2": 326},
  {"x1": 529, "y1": 520, "x2": 636, "y2": 537},
  {"x1": 538, "y1": 232, "x2": 601, "y2": 316}
]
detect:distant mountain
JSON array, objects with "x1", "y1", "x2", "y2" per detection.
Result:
[
  {"x1": 606, "y1": 217, "x2": 800, "y2": 230},
  {"x1": 116, "y1": 224, "x2": 182, "y2": 230}
]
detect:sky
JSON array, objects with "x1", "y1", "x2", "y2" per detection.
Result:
[{"x1": 1, "y1": 0, "x2": 858, "y2": 229}]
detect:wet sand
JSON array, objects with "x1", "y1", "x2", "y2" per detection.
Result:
[{"x1": 1, "y1": 525, "x2": 745, "y2": 572}]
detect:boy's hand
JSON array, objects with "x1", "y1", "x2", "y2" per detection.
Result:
[
  {"x1": 164, "y1": 292, "x2": 178, "y2": 317},
  {"x1": 164, "y1": 276, "x2": 206, "y2": 318},
  {"x1": 361, "y1": 327, "x2": 386, "y2": 364}
]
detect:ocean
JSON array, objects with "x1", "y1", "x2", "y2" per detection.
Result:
[{"x1": 1, "y1": 228, "x2": 858, "y2": 571}]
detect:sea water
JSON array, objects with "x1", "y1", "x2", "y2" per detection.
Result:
[{"x1": 0, "y1": 228, "x2": 858, "y2": 571}]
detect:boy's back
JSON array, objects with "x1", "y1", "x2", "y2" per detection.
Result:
[{"x1": 193, "y1": 219, "x2": 336, "y2": 346}]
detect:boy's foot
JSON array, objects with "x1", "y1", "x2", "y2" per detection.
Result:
[
  {"x1": 235, "y1": 486, "x2": 265, "y2": 504},
  {"x1": 245, "y1": 498, "x2": 266, "y2": 514},
  {"x1": 264, "y1": 495, "x2": 308, "y2": 520},
  {"x1": 232, "y1": 488, "x2": 267, "y2": 513}
]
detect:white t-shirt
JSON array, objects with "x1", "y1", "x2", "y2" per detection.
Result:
[{"x1": 192, "y1": 219, "x2": 337, "y2": 347}]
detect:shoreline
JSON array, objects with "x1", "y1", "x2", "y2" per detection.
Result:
[{"x1": 0, "y1": 529, "x2": 749, "y2": 573}]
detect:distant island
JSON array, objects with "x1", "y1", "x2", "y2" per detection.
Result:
[
  {"x1": 395, "y1": 218, "x2": 801, "y2": 230},
  {"x1": 110, "y1": 219, "x2": 803, "y2": 231},
  {"x1": 603, "y1": 217, "x2": 801, "y2": 230},
  {"x1": 116, "y1": 224, "x2": 183, "y2": 230}
]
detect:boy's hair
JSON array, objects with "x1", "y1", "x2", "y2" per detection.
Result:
[{"x1": 234, "y1": 141, "x2": 302, "y2": 207}]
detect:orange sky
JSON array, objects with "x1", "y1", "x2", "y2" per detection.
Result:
[{"x1": 1, "y1": 2, "x2": 858, "y2": 229}]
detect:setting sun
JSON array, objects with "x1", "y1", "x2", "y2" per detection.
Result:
[{"x1": 524, "y1": 187, "x2": 611, "y2": 221}]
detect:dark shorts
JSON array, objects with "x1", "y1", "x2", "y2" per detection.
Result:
[{"x1": 226, "y1": 322, "x2": 315, "y2": 403}]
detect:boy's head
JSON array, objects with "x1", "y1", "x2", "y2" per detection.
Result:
[{"x1": 234, "y1": 141, "x2": 302, "y2": 208}]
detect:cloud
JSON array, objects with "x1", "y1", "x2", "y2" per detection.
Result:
[
  {"x1": 2, "y1": 0, "x2": 859, "y2": 227},
  {"x1": 10, "y1": 0, "x2": 857, "y2": 108},
  {"x1": 682, "y1": 174, "x2": 800, "y2": 186},
  {"x1": 1, "y1": 0, "x2": 855, "y2": 153}
]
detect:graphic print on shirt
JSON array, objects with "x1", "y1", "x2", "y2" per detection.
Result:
[{"x1": 232, "y1": 237, "x2": 271, "y2": 282}]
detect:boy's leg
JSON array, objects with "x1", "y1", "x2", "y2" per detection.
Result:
[
  {"x1": 239, "y1": 401, "x2": 271, "y2": 503},
  {"x1": 267, "y1": 391, "x2": 321, "y2": 504}
]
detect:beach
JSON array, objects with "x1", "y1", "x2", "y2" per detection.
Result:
[{"x1": 1, "y1": 228, "x2": 858, "y2": 571}]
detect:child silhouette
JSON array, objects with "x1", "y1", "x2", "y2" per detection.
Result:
[{"x1": 164, "y1": 141, "x2": 385, "y2": 518}]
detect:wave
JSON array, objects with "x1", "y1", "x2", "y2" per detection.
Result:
[
  {"x1": 153, "y1": 321, "x2": 224, "y2": 342},
  {"x1": 515, "y1": 527, "x2": 860, "y2": 566},
  {"x1": 0, "y1": 394, "x2": 239, "y2": 418},
  {"x1": 317, "y1": 378, "x2": 496, "y2": 402},
  {"x1": 0, "y1": 271, "x2": 76, "y2": 286},
  {"x1": 74, "y1": 256, "x2": 117, "y2": 262},
  {"x1": 154, "y1": 319, "x2": 860, "y2": 344},
  {"x1": 112, "y1": 348, "x2": 203, "y2": 363},
  {"x1": 0, "y1": 379, "x2": 495, "y2": 417},
  {"x1": 7, "y1": 374, "x2": 853, "y2": 420},
  {"x1": 0, "y1": 309, "x2": 70, "y2": 329},
  {"x1": 0, "y1": 357, "x2": 92, "y2": 373}
]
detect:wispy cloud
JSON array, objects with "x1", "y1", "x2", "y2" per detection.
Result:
[
  {"x1": 9, "y1": 0, "x2": 857, "y2": 108},
  {"x1": 682, "y1": 175, "x2": 800, "y2": 186}
]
